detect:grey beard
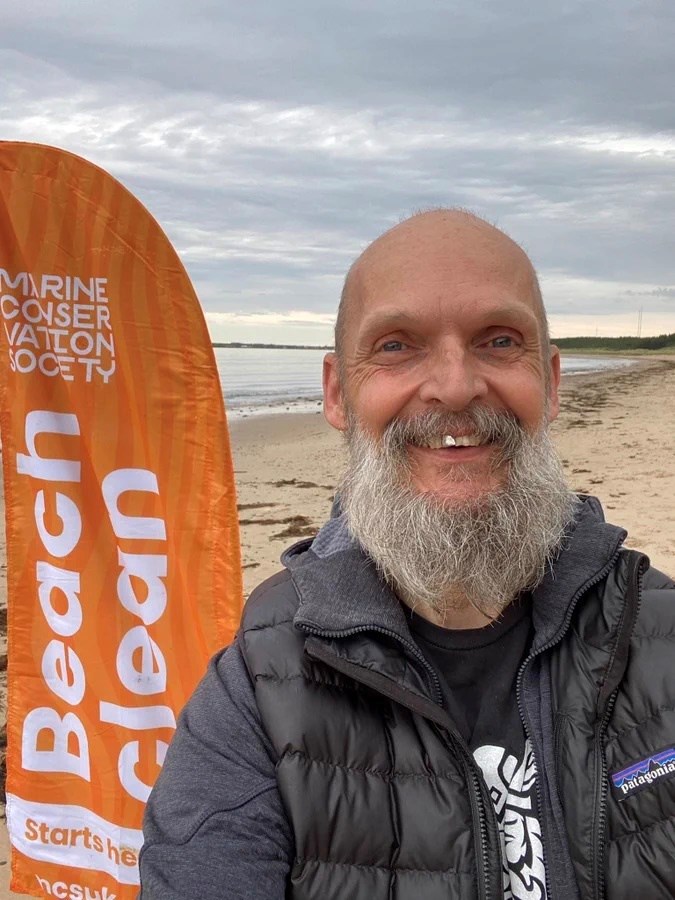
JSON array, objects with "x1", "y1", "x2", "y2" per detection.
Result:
[{"x1": 339, "y1": 407, "x2": 579, "y2": 620}]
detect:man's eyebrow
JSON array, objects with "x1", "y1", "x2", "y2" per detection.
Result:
[
  {"x1": 475, "y1": 304, "x2": 540, "y2": 329},
  {"x1": 357, "y1": 303, "x2": 540, "y2": 338},
  {"x1": 357, "y1": 310, "x2": 422, "y2": 338}
]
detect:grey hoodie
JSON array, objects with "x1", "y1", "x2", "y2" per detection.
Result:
[{"x1": 139, "y1": 497, "x2": 626, "y2": 900}]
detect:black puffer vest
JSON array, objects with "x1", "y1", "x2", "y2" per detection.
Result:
[{"x1": 240, "y1": 504, "x2": 675, "y2": 900}]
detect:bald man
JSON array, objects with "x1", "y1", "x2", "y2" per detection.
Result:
[{"x1": 140, "y1": 211, "x2": 675, "y2": 900}]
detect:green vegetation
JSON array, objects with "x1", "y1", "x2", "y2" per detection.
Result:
[{"x1": 554, "y1": 332, "x2": 675, "y2": 353}]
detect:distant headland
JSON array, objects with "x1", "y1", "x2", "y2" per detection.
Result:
[
  {"x1": 212, "y1": 342, "x2": 333, "y2": 350},
  {"x1": 554, "y1": 332, "x2": 675, "y2": 353}
]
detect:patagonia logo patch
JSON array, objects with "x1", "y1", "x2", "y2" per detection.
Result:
[{"x1": 610, "y1": 745, "x2": 675, "y2": 802}]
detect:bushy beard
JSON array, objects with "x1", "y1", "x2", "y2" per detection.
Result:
[{"x1": 339, "y1": 407, "x2": 579, "y2": 620}]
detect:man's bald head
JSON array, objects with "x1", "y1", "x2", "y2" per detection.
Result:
[{"x1": 334, "y1": 209, "x2": 549, "y2": 362}]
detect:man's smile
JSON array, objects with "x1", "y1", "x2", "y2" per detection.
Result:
[
  {"x1": 407, "y1": 441, "x2": 496, "y2": 467},
  {"x1": 372, "y1": 410, "x2": 520, "y2": 487},
  {"x1": 413, "y1": 432, "x2": 485, "y2": 449}
]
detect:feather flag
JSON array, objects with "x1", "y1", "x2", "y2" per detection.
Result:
[{"x1": 0, "y1": 142, "x2": 242, "y2": 898}]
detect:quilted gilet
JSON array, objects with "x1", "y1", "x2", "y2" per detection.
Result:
[{"x1": 240, "y1": 551, "x2": 675, "y2": 900}]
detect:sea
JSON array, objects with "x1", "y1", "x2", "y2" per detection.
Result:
[{"x1": 215, "y1": 348, "x2": 634, "y2": 418}]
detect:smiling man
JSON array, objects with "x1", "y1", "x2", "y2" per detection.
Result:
[
  {"x1": 140, "y1": 211, "x2": 675, "y2": 900},
  {"x1": 323, "y1": 211, "x2": 572, "y2": 629}
]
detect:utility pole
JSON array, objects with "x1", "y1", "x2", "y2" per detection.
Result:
[{"x1": 637, "y1": 307, "x2": 643, "y2": 338}]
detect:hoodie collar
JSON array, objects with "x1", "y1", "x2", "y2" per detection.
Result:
[
  {"x1": 529, "y1": 495, "x2": 626, "y2": 650},
  {"x1": 287, "y1": 515, "x2": 414, "y2": 642}
]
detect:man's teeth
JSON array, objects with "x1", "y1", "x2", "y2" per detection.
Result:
[
  {"x1": 422, "y1": 434, "x2": 483, "y2": 449},
  {"x1": 453, "y1": 435, "x2": 483, "y2": 447}
]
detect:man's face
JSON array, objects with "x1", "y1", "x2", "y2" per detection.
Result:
[{"x1": 324, "y1": 218, "x2": 561, "y2": 507}]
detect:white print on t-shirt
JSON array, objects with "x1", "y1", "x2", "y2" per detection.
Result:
[{"x1": 473, "y1": 740, "x2": 547, "y2": 900}]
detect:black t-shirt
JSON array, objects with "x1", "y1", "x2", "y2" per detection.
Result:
[
  {"x1": 407, "y1": 596, "x2": 532, "y2": 755},
  {"x1": 407, "y1": 597, "x2": 549, "y2": 899}
]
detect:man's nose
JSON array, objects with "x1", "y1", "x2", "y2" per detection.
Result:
[{"x1": 417, "y1": 346, "x2": 489, "y2": 411}]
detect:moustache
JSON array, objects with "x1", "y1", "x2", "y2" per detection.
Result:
[{"x1": 380, "y1": 406, "x2": 527, "y2": 463}]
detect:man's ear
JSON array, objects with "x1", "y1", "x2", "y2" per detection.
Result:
[
  {"x1": 323, "y1": 353, "x2": 348, "y2": 431},
  {"x1": 547, "y1": 345, "x2": 561, "y2": 422}
]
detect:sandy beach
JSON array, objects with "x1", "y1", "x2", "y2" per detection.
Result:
[{"x1": 0, "y1": 355, "x2": 674, "y2": 897}]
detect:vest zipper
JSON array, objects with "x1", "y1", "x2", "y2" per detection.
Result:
[
  {"x1": 466, "y1": 761, "x2": 493, "y2": 900},
  {"x1": 300, "y1": 624, "x2": 502, "y2": 900},
  {"x1": 592, "y1": 551, "x2": 646, "y2": 900},
  {"x1": 299, "y1": 621, "x2": 445, "y2": 704},
  {"x1": 591, "y1": 687, "x2": 620, "y2": 900},
  {"x1": 515, "y1": 543, "x2": 627, "y2": 900}
]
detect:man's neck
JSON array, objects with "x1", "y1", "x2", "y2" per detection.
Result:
[{"x1": 399, "y1": 591, "x2": 508, "y2": 630}]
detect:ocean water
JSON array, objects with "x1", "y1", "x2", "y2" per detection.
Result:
[{"x1": 214, "y1": 348, "x2": 634, "y2": 417}]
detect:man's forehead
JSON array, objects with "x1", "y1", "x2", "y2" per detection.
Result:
[
  {"x1": 346, "y1": 220, "x2": 540, "y2": 318},
  {"x1": 354, "y1": 214, "x2": 534, "y2": 287}
]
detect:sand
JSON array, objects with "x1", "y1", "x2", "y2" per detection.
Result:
[{"x1": 0, "y1": 355, "x2": 674, "y2": 897}]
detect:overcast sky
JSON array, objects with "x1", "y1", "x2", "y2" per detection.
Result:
[{"x1": 3, "y1": 0, "x2": 675, "y2": 343}]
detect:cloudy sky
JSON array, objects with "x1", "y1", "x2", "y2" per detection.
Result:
[{"x1": 3, "y1": 0, "x2": 675, "y2": 343}]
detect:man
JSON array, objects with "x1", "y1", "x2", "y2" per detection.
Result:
[{"x1": 139, "y1": 210, "x2": 675, "y2": 899}]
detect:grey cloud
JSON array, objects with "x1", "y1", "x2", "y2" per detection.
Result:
[{"x1": 7, "y1": 0, "x2": 675, "y2": 133}]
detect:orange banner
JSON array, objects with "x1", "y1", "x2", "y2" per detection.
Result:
[{"x1": 0, "y1": 142, "x2": 243, "y2": 898}]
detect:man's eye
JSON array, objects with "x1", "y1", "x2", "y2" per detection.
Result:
[
  {"x1": 490, "y1": 335, "x2": 515, "y2": 349},
  {"x1": 380, "y1": 340, "x2": 407, "y2": 352}
]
